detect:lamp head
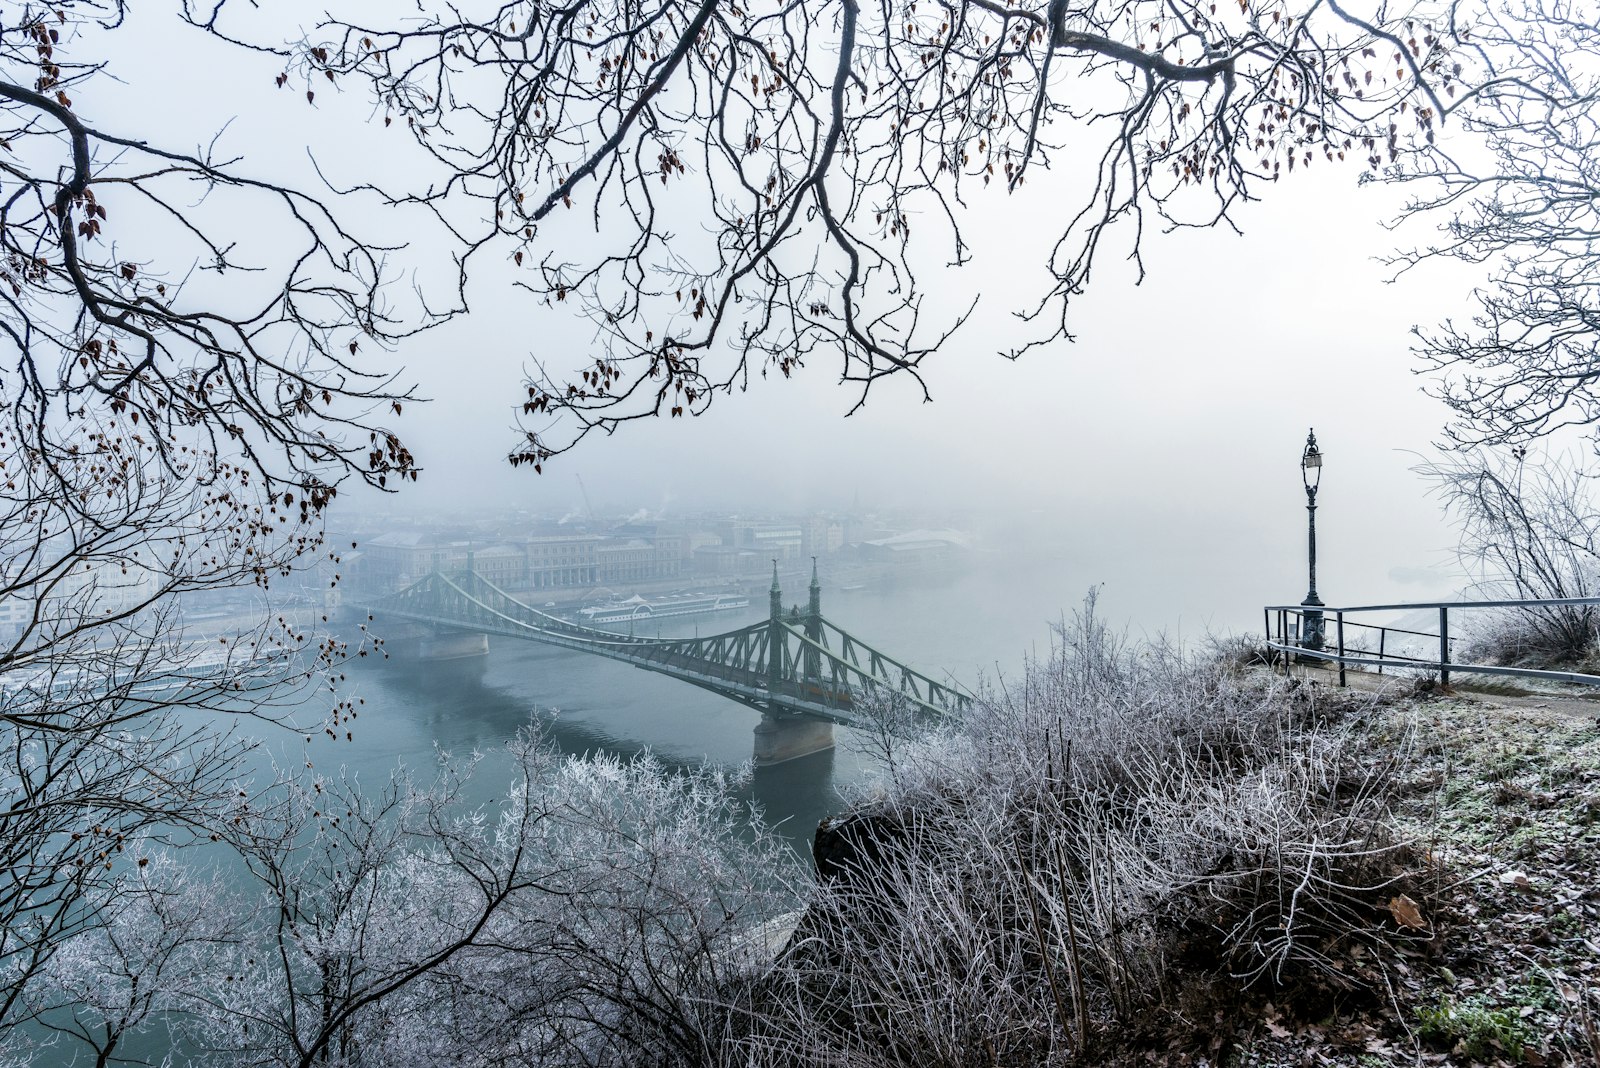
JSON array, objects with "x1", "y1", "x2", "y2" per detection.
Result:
[{"x1": 1301, "y1": 429, "x2": 1323, "y2": 490}]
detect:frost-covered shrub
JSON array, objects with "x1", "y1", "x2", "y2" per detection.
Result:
[
  {"x1": 19, "y1": 732, "x2": 799, "y2": 1068},
  {"x1": 1461, "y1": 603, "x2": 1600, "y2": 670},
  {"x1": 1430, "y1": 450, "x2": 1600, "y2": 670},
  {"x1": 747, "y1": 595, "x2": 1421, "y2": 1067}
]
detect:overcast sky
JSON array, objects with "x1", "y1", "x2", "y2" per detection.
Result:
[
  {"x1": 379, "y1": 163, "x2": 1483, "y2": 632},
  {"x1": 94, "y1": 7, "x2": 1495, "y2": 634}
]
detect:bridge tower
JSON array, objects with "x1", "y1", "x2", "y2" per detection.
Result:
[
  {"x1": 418, "y1": 550, "x2": 489, "y2": 660},
  {"x1": 767, "y1": 562, "x2": 784, "y2": 693},
  {"x1": 804, "y1": 558, "x2": 822, "y2": 681},
  {"x1": 754, "y1": 560, "x2": 834, "y2": 765}
]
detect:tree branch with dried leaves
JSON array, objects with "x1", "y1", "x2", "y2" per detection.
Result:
[
  {"x1": 196, "y1": 0, "x2": 1463, "y2": 467},
  {"x1": 0, "y1": 0, "x2": 443, "y2": 1040}
]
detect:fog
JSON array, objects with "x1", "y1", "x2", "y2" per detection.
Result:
[
  {"x1": 93, "y1": 6, "x2": 1488, "y2": 641},
  {"x1": 343, "y1": 163, "x2": 1480, "y2": 638}
]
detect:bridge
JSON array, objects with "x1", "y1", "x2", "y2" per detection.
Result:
[{"x1": 363, "y1": 561, "x2": 971, "y2": 764}]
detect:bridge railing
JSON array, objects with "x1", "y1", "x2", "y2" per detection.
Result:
[
  {"x1": 789, "y1": 619, "x2": 970, "y2": 716},
  {"x1": 1264, "y1": 597, "x2": 1600, "y2": 688},
  {"x1": 778, "y1": 622, "x2": 969, "y2": 718}
]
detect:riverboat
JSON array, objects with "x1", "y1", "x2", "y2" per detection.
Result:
[
  {"x1": 577, "y1": 592, "x2": 751, "y2": 626},
  {"x1": 0, "y1": 643, "x2": 294, "y2": 701}
]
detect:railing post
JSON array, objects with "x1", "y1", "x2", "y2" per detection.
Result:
[
  {"x1": 1336, "y1": 611, "x2": 1346, "y2": 688},
  {"x1": 1278, "y1": 610, "x2": 1290, "y2": 676},
  {"x1": 1378, "y1": 628, "x2": 1386, "y2": 675},
  {"x1": 1439, "y1": 606, "x2": 1450, "y2": 687}
]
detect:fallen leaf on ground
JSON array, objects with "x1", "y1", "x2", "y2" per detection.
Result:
[
  {"x1": 1388, "y1": 893, "x2": 1428, "y2": 929},
  {"x1": 1497, "y1": 870, "x2": 1535, "y2": 890}
]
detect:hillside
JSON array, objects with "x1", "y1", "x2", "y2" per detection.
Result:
[{"x1": 742, "y1": 646, "x2": 1600, "y2": 1067}]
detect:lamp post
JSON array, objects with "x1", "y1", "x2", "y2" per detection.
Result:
[{"x1": 1300, "y1": 429, "x2": 1325, "y2": 651}]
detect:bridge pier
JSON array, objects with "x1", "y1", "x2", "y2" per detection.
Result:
[
  {"x1": 752, "y1": 713, "x2": 835, "y2": 766},
  {"x1": 418, "y1": 631, "x2": 490, "y2": 661}
]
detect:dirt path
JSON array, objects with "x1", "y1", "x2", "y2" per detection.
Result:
[{"x1": 1289, "y1": 660, "x2": 1600, "y2": 724}]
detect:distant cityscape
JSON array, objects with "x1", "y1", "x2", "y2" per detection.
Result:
[
  {"x1": 0, "y1": 504, "x2": 983, "y2": 646},
  {"x1": 334, "y1": 508, "x2": 977, "y2": 610}
]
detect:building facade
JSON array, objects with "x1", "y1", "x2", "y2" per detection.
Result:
[{"x1": 523, "y1": 534, "x2": 601, "y2": 590}]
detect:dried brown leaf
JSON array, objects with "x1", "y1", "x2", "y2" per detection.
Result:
[{"x1": 1388, "y1": 893, "x2": 1427, "y2": 929}]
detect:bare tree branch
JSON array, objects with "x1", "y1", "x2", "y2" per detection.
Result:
[
  {"x1": 193, "y1": 0, "x2": 1461, "y2": 466},
  {"x1": 1385, "y1": 0, "x2": 1600, "y2": 451}
]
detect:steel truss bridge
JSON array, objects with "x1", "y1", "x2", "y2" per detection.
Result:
[{"x1": 366, "y1": 564, "x2": 971, "y2": 728}]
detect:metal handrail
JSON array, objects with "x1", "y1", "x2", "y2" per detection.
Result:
[
  {"x1": 1264, "y1": 596, "x2": 1600, "y2": 613},
  {"x1": 1262, "y1": 597, "x2": 1600, "y2": 689},
  {"x1": 1303, "y1": 616, "x2": 1447, "y2": 642},
  {"x1": 1264, "y1": 645, "x2": 1600, "y2": 688}
]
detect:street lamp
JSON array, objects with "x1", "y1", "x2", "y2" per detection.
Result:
[{"x1": 1300, "y1": 428, "x2": 1325, "y2": 651}]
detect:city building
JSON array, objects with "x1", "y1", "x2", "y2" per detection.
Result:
[
  {"x1": 468, "y1": 544, "x2": 527, "y2": 588},
  {"x1": 360, "y1": 532, "x2": 471, "y2": 591},
  {"x1": 802, "y1": 515, "x2": 846, "y2": 558},
  {"x1": 858, "y1": 529, "x2": 970, "y2": 572},
  {"x1": 611, "y1": 523, "x2": 687, "y2": 581},
  {"x1": 596, "y1": 538, "x2": 653, "y2": 586},
  {"x1": 740, "y1": 522, "x2": 804, "y2": 563},
  {"x1": 523, "y1": 534, "x2": 601, "y2": 590},
  {"x1": 692, "y1": 544, "x2": 764, "y2": 577},
  {"x1": 0, "y1": 593, "x2": 30, "y2": 642}
]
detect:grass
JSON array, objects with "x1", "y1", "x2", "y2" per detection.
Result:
[{"x1": 1416, "y1": 995, "x2": 1530, "y2": 1060}]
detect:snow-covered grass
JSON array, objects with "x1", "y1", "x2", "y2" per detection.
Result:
[{"x1": 727, "y1": 596, "x2": 1428, "y2": 1066}]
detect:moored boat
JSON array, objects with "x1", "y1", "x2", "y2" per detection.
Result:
[{"x1": 577, "y1": 592, "x2": 751, "y2": 626}]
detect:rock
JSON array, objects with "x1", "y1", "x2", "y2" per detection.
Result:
[{"x1": 811, "y1": 809, "x2": 909, "y2": 884}]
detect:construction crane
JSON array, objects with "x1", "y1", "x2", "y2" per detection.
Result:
[{"x1": 574, "y1": 473, "x2": 598, "y2": 528}]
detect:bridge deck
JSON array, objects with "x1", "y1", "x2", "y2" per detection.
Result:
[{"x1": 365, "y1": 569, "x2": 972, "y2": 727}]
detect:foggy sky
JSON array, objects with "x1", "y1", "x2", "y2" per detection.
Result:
[{"x1": 88, "y1": 6, "x2": 1491, "y2": 636}]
